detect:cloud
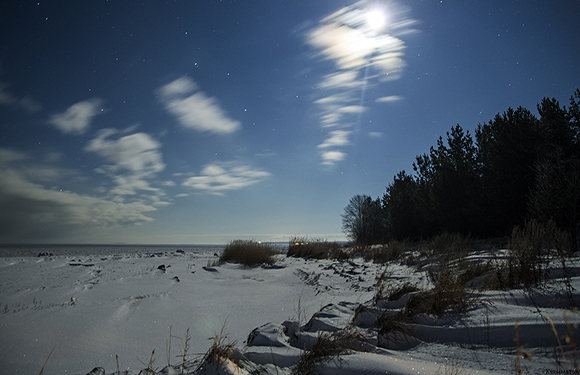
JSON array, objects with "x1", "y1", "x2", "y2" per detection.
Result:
[
  {"x1": 182, "y1": 162, "x2": 271, "y2": 195},
  {"x1": 0, "y1": 148, "x2": 157, "y2": 242},
  {"x1": 321, "y1": 151, "x2": 347, "y2": 166},
  {"x1": 318, "y1": 130, "x2": 351, "y2": 148},
  {"x1": 158, "y1": 77, "x2": 241, "y2": 134},
  {"x1": 368, "y1": 131, "x2": 383, "y2": 138},
  {"x1": 376, "y1": 95, "x2": 403, "y2": 103},
  {"x1": 318, "y1": 130, "x2": 352, "y2": 166},
  {"x1": 320, "y1": 112, "x2": 342, "y2": 128},
  {"x1": 318, "y1": 71, "x2": 362, "y2": 90},
  {"x1": 48, "y1": 98, "x2": 102, "y2": 135},
  {"x1": 305, "y1": 1, "x2": 415, "y2": 166},
  {"x1": 0, "y1": 82, "x2": 42, "y2": 113},
  {"x1": 84, "y1": 129, "x2": 168, "y2": 205},
  {"x1": 85, "y1": 129, "x2": 165, "y2": 176},
  {"x1": 338, "y1": 105, "x2": 367, "y2": 113}
]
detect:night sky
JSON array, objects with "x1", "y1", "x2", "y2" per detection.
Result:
[{"x1": 1, "y1": 1, "x2": 579, "y2": 244}]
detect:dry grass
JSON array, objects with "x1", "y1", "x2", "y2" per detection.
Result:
[
  {"x1": 219, "y1": 240, "x2": 279, "y2": 267},
  {"x1": 387, "y1": 282, "x2": 421, "y2": 302},
  {"x1": 513, "y1": 309, "x2": 579, "y2": 374},
  {"x1": 427, "y1": 232, "x2": 473, "y2": 261},
  {"x1": 547, "y1": 310, "x2": 579, "y2": 372},
  {"x1": 406, "y1": 269, "x2": 481, "y2": 316},
  {"x1": 374, "y1": 312, "x2": 415, "y2": 348},
  {"x1": 513, "y1": 322, "x2": 533, "y2": 375},
  {"x1": 287, "y1": 236, "x2": 346, "y2": 259},
  {"x1": 137, "y1": 349, "x2": 157, "y2": 375},
  {"x1": 374, "y1": 265, "x2": 420, "y2": 304},
  {"x1": 507, "y1": 219, "x2": 573, "y2": 289},
  {"x1": 293, "y1": 327, "x2": 365, "y2": 375},
  {"x1": 363, "y1": 240, "x2": 411, "y2": 263},
  {"x1": 373, "y1": 266, "x2": 393, "y2": 303},
  {"x1": 38, "y1": 345, "x2": 55, "y2": 375},
  {"x1": 196, "y1": 323, "x2": 238, "y2": 372},
  {"x1": 176, "y1": 328, "x2": 192, "y2": 374}
]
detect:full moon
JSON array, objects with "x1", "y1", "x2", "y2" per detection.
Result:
[{"x1": 367, "y1": 9, "x2": 387, "y2": 31}]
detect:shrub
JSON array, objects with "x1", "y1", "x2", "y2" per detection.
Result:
[
  {"x1": 287, "y1": 237, "x2": 344, "y2": 259},
  {"x1": 219, "y1": 240, "x2": 279, "y2": 267},
  {"x1": 406, "y1": 269, "x2": 480, "y2": 316},
  {"x1": 507, "y1": 219, "x2": 572, "y2": 288}
]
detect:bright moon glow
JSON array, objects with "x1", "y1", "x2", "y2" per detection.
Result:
[{"x1": 367, "y1": 9, "x2": 387, "y2": 31}]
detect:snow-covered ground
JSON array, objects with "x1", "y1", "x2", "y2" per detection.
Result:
[{"x1": 0, "y1": 248, "x2": 578, "y2": 374}]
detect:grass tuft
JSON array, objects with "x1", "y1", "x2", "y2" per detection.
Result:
[
  {"x1": 219, "y1": 240, "x2": 279, "y2": 267},
  {"x1": 406, "y1": 269, "x2": 481, "y2": 316},
  {"x1": 196, "y1": 323, "x2": 238, "y2": 372},
  {"x1": 293, "y1": 327, "x2": 365, "y2": 375},
  {"x1": 375, "y1": 312, "x2": 415, "y2": 348}
]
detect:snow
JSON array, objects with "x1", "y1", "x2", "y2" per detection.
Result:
[{"x1": 0, "y1": 249, "x2": 578, "y2": 374}]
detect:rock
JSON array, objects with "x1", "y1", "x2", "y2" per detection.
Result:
[
  {"x1": 282, "y1": 320, "x2": 300, "y2": 338},
  {"x1": 87, "y1": 367, "x2": 105, "y2": 375},
  {"x1": 157, "y1": 265, "x2": 166, "y2": 272},
  {"x1": 172, "y1": 276, "x2": 180, "y2": 282}
]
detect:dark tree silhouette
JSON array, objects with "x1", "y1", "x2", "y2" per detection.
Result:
[
  {"x1": 383, "y1": 171, "x2": 421, "y2": 240},
  {"x1": 412, "y1": 125, "x2": 480, "y2": 236},
  {"x1": 346, "y1": 90, "x2": 580, "y2": 249},
  {"x1": 476, "y1": 107, "x2": 541, "y2": 236},
  {"x1": 341, "y1": 195, "x2": 383, "y2": 245}
]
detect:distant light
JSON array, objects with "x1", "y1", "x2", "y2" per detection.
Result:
[{"x1": 367, "y1": 9, "x2": 387, "y2": 31}]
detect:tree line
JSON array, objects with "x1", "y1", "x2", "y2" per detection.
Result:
[{"x1": 342, "y1": 89, "x2": 580, "y2": 251}]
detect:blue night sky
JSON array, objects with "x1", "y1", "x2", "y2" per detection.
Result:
[{"x1": 1, "y1": 1, "x2": 579, "y2": 244}]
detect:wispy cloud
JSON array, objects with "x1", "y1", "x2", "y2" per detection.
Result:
[
  {"x1": 158, "y1": 76, "x2": 241, "y2": 134},
  {"x1": 48, "y1": 98, "x2": 103, "y2": 135},
  {"x1": 321, "y1": 150, "x2": 347, "y2": 166},
  {"x1": 318, "y1": 130, "x2": 351, "y2": 148},
  {"x1": 376, "y1": 95, "x2": 403, "y2": 103},
  {"x1": 338, "y1": 105, "x2": 367, "y2": 113},
  {"x1": 305, "y1": 0, "x2": 416, "y2": 166},
  {"x1": 0, "y1": 82, "x2": 42, "y2": 113},
  {"x1": 84, "y1": 129, "x2": 168, "y2": 205},
  {"x1": 0, "y1": 148, "x2": 157, "y2": 242},
  {"x1": 182, "y1": 161, "x2": 270, "y2": 195}
]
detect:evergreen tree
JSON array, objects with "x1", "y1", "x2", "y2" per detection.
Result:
[
  {"x1": 476, "y1": 107, "x2": 541, "y2": 235},
  {"x1": 529, "y1": 91, "x2": 580, "y2": 251},
  {"x1": 412, "y1": 125, "x2": 480, "y2": 236},
  {"x1": 383, "y1": 171, "x2": 421, "y2": 240}
]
